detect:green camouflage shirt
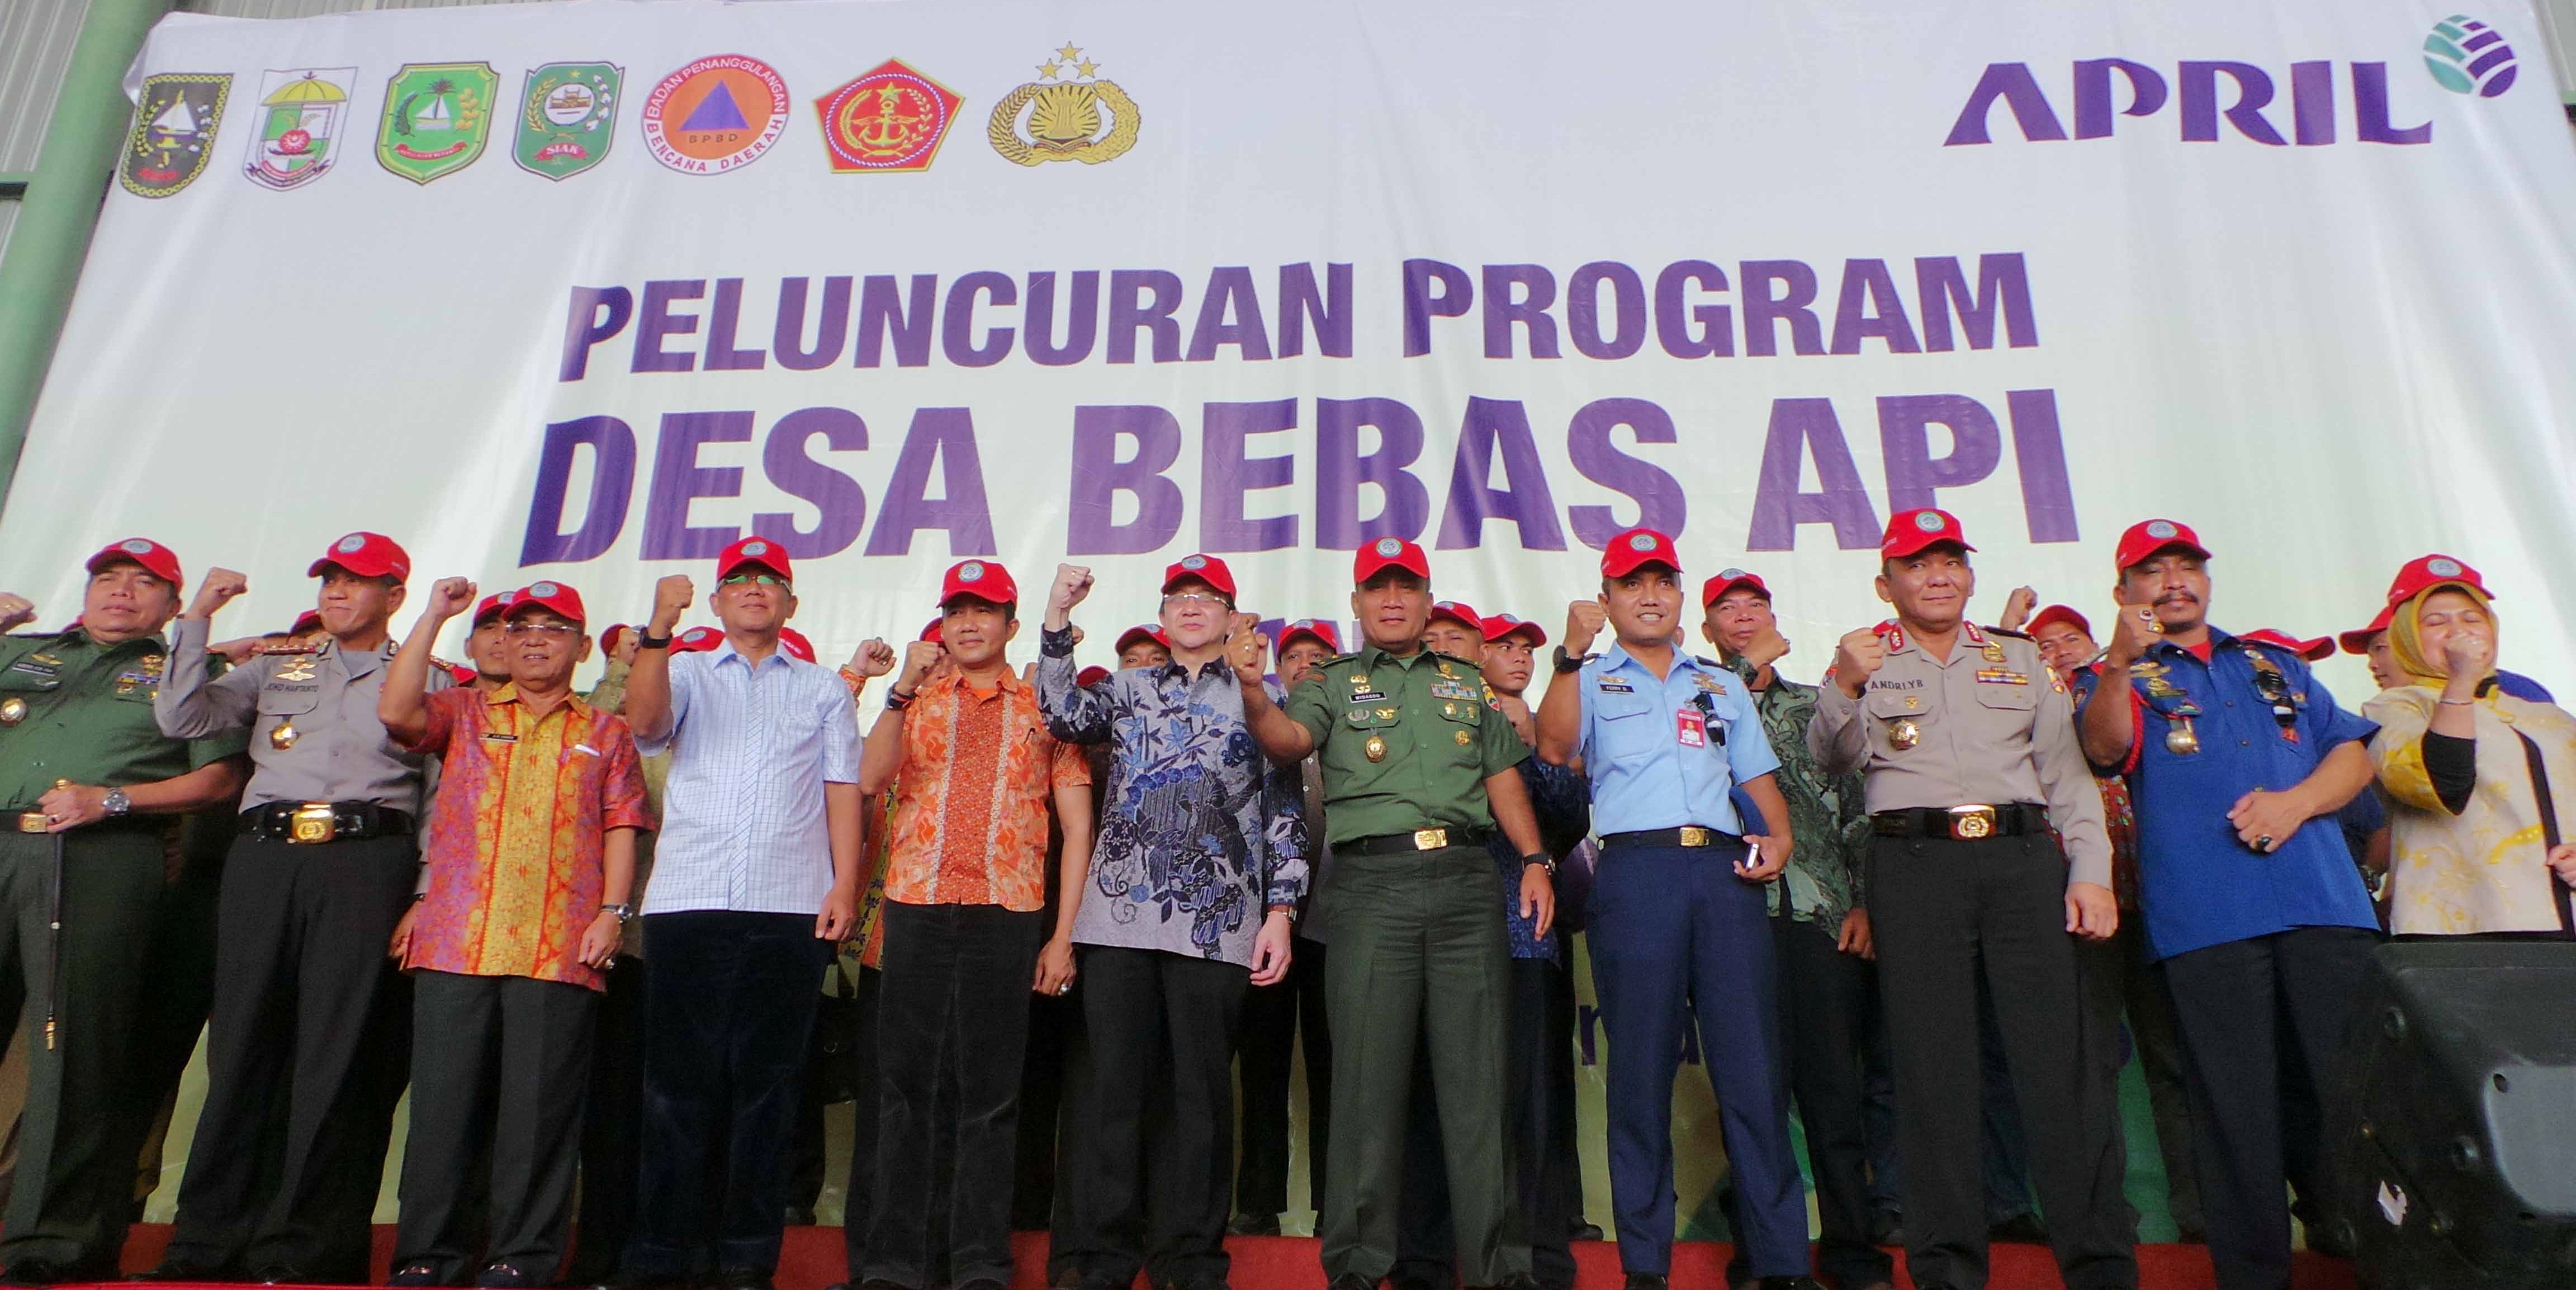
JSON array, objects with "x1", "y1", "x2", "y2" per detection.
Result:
[{"x1": 1733, "y1": 657, "x2": 1871, "y2": 926}]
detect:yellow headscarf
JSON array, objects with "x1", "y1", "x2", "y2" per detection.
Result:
[{"x1": 2388, "y1": 582, "x2": 2499, "y2": 687}]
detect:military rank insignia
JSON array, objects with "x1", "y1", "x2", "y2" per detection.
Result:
[{"x1": 989, "y1": 44, "x2": 1140, "y2": 167}]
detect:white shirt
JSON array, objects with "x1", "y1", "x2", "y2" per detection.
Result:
[{"x1": 638, "y1": 641, "x2": 860, "y2": 916}]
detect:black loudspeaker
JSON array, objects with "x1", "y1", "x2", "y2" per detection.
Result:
[{"x1": 2336, "y1": 940, "x2": 2576, "y2": 1289}]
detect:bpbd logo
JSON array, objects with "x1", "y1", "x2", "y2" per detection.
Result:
[{"x1": 1946, "y1": 15, "x2": 2516, "y2": 148}]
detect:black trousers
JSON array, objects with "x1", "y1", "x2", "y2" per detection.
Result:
[
  {"x1": 2077, "y1": 923, "x2": 2202, "y2": 1236},
  {"x1": 1052, "y1": 947, "x2": 1248, "y2": 1288},
  {"x1": 863, "y1": 901, "x2": 1044, "y2": 1290},
  {"x1": 1015, "y1": 988, "x2": 1081, "y2": 1231},
  {"x1": 626, "y1": 912, "x2": 828, "y2": 1280},
  {"x1": 1867, "y1": 832, "x2": 2137, "y2": 1290},
  {"x1": 1233, "y1": 936, "x2": 1331, "y2": 1220},
  {"x1": 567, "y1": 952, "x2": 647, "y2": 1282},
  {"x1": 1391, "y1": 957, "x2": 1580, "y2": 1290},
  {"x1": 836, "y1": 965, "x2": 886, "y2": 1280},
  {"x1": 2160, "y1": 927, "x2": 2377, "y2": 1290},
  {"x1": 396, "y1": 971, "x2": 600, "y2": 1281},
  {"x1": 164, "y1": 833, "x2": 418, "y2": 1282}
]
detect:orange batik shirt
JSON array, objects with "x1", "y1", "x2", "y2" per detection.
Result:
[
  {"x1": 882, "y1": 668, "x2": 1089, "y2": 912},
  {"x1": 404, "y1": 685, "x2": 652, "y2": 991}
]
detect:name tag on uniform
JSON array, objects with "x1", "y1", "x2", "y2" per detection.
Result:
[
  {"x1": 1975, "y1": 668, "x2": 2029, "y2": 686},
  {"x1": 1348, "y1": 689, "x2": 1386, "y2": 703},
  {"x1": 481, "y1": 732, "x2": 520, "y2": 744},
  {"x1": 1595, "y1": 679, "x2": 1634, "y2": 694},
  {"x1": 6, "y1": 660, "x2": 56, "y2": 679},
  {"x1": 1676, "y1": 708, "x2": 1707, "y2": 748}
]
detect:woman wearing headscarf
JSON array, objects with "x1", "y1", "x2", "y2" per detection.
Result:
[{"x1": 2364, "y1": 554, "x2": 2576, "y2": 937}]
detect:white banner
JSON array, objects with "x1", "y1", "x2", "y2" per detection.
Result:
[{"x1": 7, "y1": 0, "x2": 2576, "y2": 697}]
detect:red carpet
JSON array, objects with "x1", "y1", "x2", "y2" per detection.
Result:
[{"x1": 90, "y1": 1225, "x2": 2362, "y2": 1290}]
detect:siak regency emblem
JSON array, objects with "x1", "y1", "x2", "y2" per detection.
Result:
[
  {"x1": 120, "y1": 73, "x2": 230, "y2": 198},
  {"x1": 988, "y1": 42, "x2": 1140, "y2": 166},
  {"x1": 244, "y1": 68, "x2": 356, "y2": 191},
  {"x1": 516, "y1": 62, "x2": 622, "y2": 180},
  {"x1": 816, "y1": 58, "x2": 963, "y2": 173},
  {"x1": 377, "y1": 63, "x2": 499, "y2": 183},
  {"x1": 642, "y1": 54, "x2": 790, "y2": 174}
]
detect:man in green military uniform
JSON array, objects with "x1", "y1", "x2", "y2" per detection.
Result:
[
  {"x1": 0, "y1": 538, "x2": 248, "y2": 1283},
  {"x1": 1236, "y1": 536, "x2": 1553, "y2": 1290}
]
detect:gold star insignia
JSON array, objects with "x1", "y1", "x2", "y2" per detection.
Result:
[
  {"x1": 1039, "y1": 60, "x2": 1061, "y2": 79},
  {"x1": 1055, "y1": 42, "x2": 1083, "y2": 61},
  {"x1": 1075, "y1": 58, "x2": 1100, "y2": 77}
]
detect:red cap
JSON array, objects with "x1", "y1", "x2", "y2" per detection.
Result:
[
  {"x1": 600, "y1": 624, "x2": 632, "y2": 655},
  {"x1": 776, "y1": 626, "x2": 816, "y2": 663},
  {"x1": 308, "y1": 532, "x2": 411, "y2": 582},
  {"x1": 672, "y1": 625, "x2": 724, "y2": 653},
  {"x1": 471, "y1": 590, "x2": 514, "y2": 627},
  {"x1": 1352, "y1": 536, "x2": 1430, "y2": 585},
  {"x1": 918, "y1": 618, "x2": 944, "y2": 644},
  {"x1": 2384, "y1": 553, "x2": 2489, "y2": 606},
  {"x1": 1162, "y1": 553, "x2": 1237, "y2": 600},
  {"x1": 507, "y1": 580, "x2": 586, "y2": 628},
  {"x1": 84, "y1": 537, "x2": 184, "y2": 589},
  {"x1": 1481, "y1": 613, "x2": 1547, "y2": 646},
  {"x1": 1076, "y1": 665, "x2": 1112, "y2": 687},
  {"x1": 289, "y1": 610, "x2": 323, "y2": 637},
  {"x1": 2113, "y1": 519, "x2": 2212, "y2": 571},
  {"x1": 2338, "y1": 604, "x2": 2393, "y2": 656},
  {"x1": 716, "y1": 535, "x2": 793, "y2": 584},
  {"x1": 1600, "y1": 528, "x2": 1682, "y2": 578},
  {"x1": 1881, "y1": 509, "x2": 1975, "y2": 560},
  {"x1": 1114, "y1": 625, "x2": 1169, "y2": 655},
  {"x1": 1700, "y1": 567, "x2": 1770, "y2": 608},
  {"x1": 1278, "y1": 619, "x2": 1340, "y2": 653},
  {"x1": 1428, "y1": 600, "x2": 1483, "y2": 633},
  {"x1": 939, "y1": 558, "x2": 1017, "y2": 608},
  {"x1": 2027, "y1": 604, "x2": 2091, "y2": 639},
  {"x1": 2239, "y1": 628, "x2": 2332, "y2": 662}
]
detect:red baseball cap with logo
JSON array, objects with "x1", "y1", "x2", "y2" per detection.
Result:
[
  {"x1": 1428, "y1": 600, "x2": 1483, "y2": 633},
  {"x1": 2027, "y1": 604, "x2": 2092, "y2": 639},
  {"x1": 1481, "y1": 613, "x2": 1547, "y2": 646},
  {"x1": 1701, "y1": 568, "x2": 1769, "y2": 608},
  {"x1": 2114, "y1": 519, "x2": 2212, "y2": 571},
  {"x1": 2384, "y1": 553, "x2": 2489, "y2": 606},
  {"x1": 716, "y1": 535, "x2": 792, "y2": 584},
  {"x1": 1162, "y1": 554, "x2": 1237, "y2": 600},
  {"x1": 471, "y1": 590, "x2": 515, "y2": 627},
  {"x1": 1278, "y1": 619, "x2": 1340, "y2": 653},
  {"x1": 918, "y1": 618, "x2": 944, "y2": 644},
  {"x1": 2239, "y1": 627, "x2": 2332, "y2": 662},
  {"x1": 2338, "y1": 604, "x2": 2393, "y2": 656},
  {"x1": 84, "y1": 537, "x2": 184, "y2": 589},
  {"x1": 1114, "y1": 625, "x2": 1169, "y2": 655},
  {"x1": 1881, "y1": 509, "x2": 1974, "y2": 560},
  {"x1": 776, "y1": 626, "x2": 817, "y2": 663},
  {"x1": 289, "y1": 610, "x2": 323, "y2": 637},
  {"x1": 673, "y1": 625, "x2": 725, "y2": 653},
  {"x1": 1352, "y1": 536, "x2": 1430, "y2": 585},
  {"x1": 1076, "y1": 665, "x2": 1111, "y2": 688},
  {"x1": 940, "y1": 559, "x2": 1017, "y2": 608},
  {"x1": 308, "y1": 532, "x2": 410, "y2": 582},
  {"x1": 1600, "y1": 528, "x2": 1682, "y2": 578},
  {"x1": 506, "y1": 580, "x2": 586, "y2": 628}
]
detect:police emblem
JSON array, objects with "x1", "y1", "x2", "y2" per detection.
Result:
[
  {"x1": 643, "y1": 54, "x2": 789, "y2": 174},
  {"x1": 989, "y1": 44, "x2": 1139, "y2": 166},
  {"x1": 121, "y1": 73, "x2": 231, "y2": 198},
  {"x1": 376, "y1": 63, "x2": 499, "y2": 184},
  {"x1": 514, "y1": 62, "x2": 621, "y2": 181},
  {"x1": 817, "y1": 59, "x2": 962, "y2": 174},
  {"x1": 245, "y1": 68, "x2": 356, "y2": 191}
]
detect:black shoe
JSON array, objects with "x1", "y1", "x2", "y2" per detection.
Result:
[
  {"x1": 1569, "y1": 1223, "x2": 1604, "y2": 1242},
  {"x1": 131, "y1": 1261, "x2": 241, "y2": 1283},
  {"x1": 0, "y1": 1260, "x2": 80, "y2": 1287},
  {"x1": 1227, "y1": 1212, "x2": 1281, "y2": 1237},
  {"x1": 387, "y1": 1263, "x2": 446, "y2": 1287},
  {"x1": 784, "y1": 1206, "x2": 816, "y2": 1227},
  {"x1": 1868, "y1": 1210, "x2": 1904, "y2": 1247},
  {"x1": 248, "y1": 1267, "x2": 311, "y2": 1286},
  {"x1": 2175, "y1": 1220, "x2": 2208, "y2": 1245},
  {"x1": 1620, "y1": 1275, "x2": 1667, "y2": 1290},
  {"x1": 476, "y1": 1264, "x2": 539, "y2": 1288},
  {"x1": 1987, "y1": 1211, "x2": 2050, "y2": 1245}
]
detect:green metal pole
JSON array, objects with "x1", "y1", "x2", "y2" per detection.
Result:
[{"x1": 0, "y1": 0, "x2": 175, "y2": 514}]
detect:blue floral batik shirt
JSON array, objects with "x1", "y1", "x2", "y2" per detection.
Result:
[{"x1": 1036, "y1": 627, "x2": 1309, "y2": 967}]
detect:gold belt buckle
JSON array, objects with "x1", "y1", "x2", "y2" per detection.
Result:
[
  {"x1": 16, "y1": 812, "x2": 46, "y2": 834},
  {"x1": 1677, "y1": 826, "x2": 1713, "y2": 847},
  {"x1": 1412, "y1": 827, "x2": 1448, "y2": 851},
  {"x1": 288, "y1": 803, "x2": 338, "y2": 845},
  {"x1": 1947, "y1": 804, "x2": 1997, "y2": 840}
]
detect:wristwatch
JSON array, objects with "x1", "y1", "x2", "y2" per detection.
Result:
[
  {"x1": 1551, "y1": 647, "x2": 1589, "y2": 675},
  {"x1": 1522, "y1": 851, "x2": 1556, "y2": 876},
  {"x1": 637, "y1": 630, "x2": 673, "y2": 650},
  {"x1": 599, "y1": 902, "x2": 635, "y2": 926},
  {"x1": 102, "y1": 787, "x2": 130, "y2": 817}
]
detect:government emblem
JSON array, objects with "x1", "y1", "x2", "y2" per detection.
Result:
[
  {"x1": 642, "y1": 54, "x2": 789, "y2": 174},
  {"x1": 121, "y1": 73, "x2": 230, "y2": 198},
  {"x1": 515, "y1": 62, "x2": 621, "y2": 181},
  {"x1": 817, "y1": 59, "x2": 962, "y2": 173},
  {"x1": 244, "y1": 68, "x2": 355, "y2": 191},
  {"x1": 376, "y1": 63, "x2": 499, "y2": 184},
  {"x1": 988, "y1": 43, "x2": 1139, "y2": 166}
]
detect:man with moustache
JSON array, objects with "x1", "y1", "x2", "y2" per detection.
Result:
[
  {"x1": 1237, "y1": 538, "x2": 1553, "y2": 1290},
  {"x1": 1810, "y1": 509, "x2": 2133, "y2": 1290},
  {"x1": 2076, "y1": 520, "x2": 2379, "y2": 1290}
]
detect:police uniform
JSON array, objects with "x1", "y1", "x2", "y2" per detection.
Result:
[
  {"x1": 0, "y1": 540, "x2": 247, "y2": 1279},
  {"x1": 1807, "y1": 510, "x2": 2135, "y2": 1290},
  {"x1": 1284, "y1": 538, "x2": 1535, "y2": 1290},
  {"x1": 149, "y1": 532, "x2": 445, "y2": 1283}
]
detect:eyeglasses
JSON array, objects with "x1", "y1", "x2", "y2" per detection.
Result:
[
  {"x1": 1161, "y1": 592, "x2": 1230, "y2": 609},
  {"x1": 503, "y1": 621, "x2": 580, "y2": 638},
  {"x1": 721, "y1": 573, "x2": 790, "y2": 590}
]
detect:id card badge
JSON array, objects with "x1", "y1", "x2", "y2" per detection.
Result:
[{"x1": 1676, "y1": 707, "x2": 1707, "y2": 749}]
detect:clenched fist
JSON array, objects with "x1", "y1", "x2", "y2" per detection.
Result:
[
  {"x1": 424, "y1": 577, "x2": 477, "y2": 622},
  {"x1": 1832, "y1": 627, "x2": 1887, "y2": 698},
  {"x1": 1998, "y1": 586, "x2": 2038, "y2": 633},
  {"x1": 1045, "y1": 564, "x2": 1095, "y2": 630},
  {"x1": 896, "y1": 639, "x2": 944, "y2": 691},
  {"x1": 2101, "y1": 597, "x2": 2160, "y2": 669},
  {"x1": 187, "y1": 568, "x2": 248, "y2": 621},
  {"x1": 848, "y1": 638, "x2": 897, "y2": 679},
  {"x1": 1228, "y1": 616, "x2": 1270, "y2": 686},
  {"x1": 1741, "y1": 623, "x2": 1792, "y2": 671},
  {"x1": 1562, "y1": 600, "x2": 1609, "y2": 657},
  {"x1": 648, "y1": 575, "x2": 695, "y2": 635},
  {"x1": 0, "y1": 594, "x2": 34, "y2": 635}
]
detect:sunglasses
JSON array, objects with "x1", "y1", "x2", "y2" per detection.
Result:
[
  {"x1": 721, "y1": 572, "x2": 790, "y2": 590},
  {"x1": 504, "y1": 620, "x2": 581, "y2": 638}
]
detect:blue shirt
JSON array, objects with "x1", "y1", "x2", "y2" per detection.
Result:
[
  {"x1": 2099, "y1": 628, "x2": 2381, "y2": 960},
  {"x1": 1575, "y1": 643, "x2": 1779, "y2": 834},
  {"x1": 1488, "y1": 755, "x2": 1591, "y2": 963}
]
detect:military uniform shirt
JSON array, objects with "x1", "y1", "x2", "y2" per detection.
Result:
[
  {"x1": 1575, "y1": 643, "x2": 1779, "y2": 834},
  {"x1": 0, "y1": 628, "x2": 247, "y2": 810},
  {"x1": 1808, "y1": 627, "x2": 2112, "y2": 890},
  {"x1": 155, "y1": 615, "x2": 444, "y2": 813},
  {"x1": 1284, "y1": 646, "x2": 1531, "y2": 846}
]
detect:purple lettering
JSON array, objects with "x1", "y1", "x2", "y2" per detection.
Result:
[
  {"x1": 1741, "y1": 260, "x2": 1824, "y2": 357},
  {"x1": 1654, "y1": 262, "x2": 1733, "y2": 359},
  {"x1": 558, "y1": 286, "x2": 631, "y2": 382},
  {"x1": 773, "y1": 277, "x2": 850, "y2": 372},
  {"x1": 1437, "y1": 398, "x2": 1566, "y2": 551},
  {"x1": 1878, "y1": 393, "x2": 2002, "y2": 514},
  {"x1": 863, "y1": 408, "x2": 997, "y2": 557},
  {"x1": 1187, "y1": 267, "x2": 1273, "y2": 362},
  {"x1": 941, "y1": 272, "x2": 1016, "y2": 368},
  {"x1": 1026, "y1": 271, "x2": 1101, "y2": 367},
  {"x1": 1279, "y1": 263, "x2": 1353, "y2": 358},
  {"x1": 2354, "y1": 63, "x2": 2433, "y2": 145},
  {"x1": 1746, "y1": 399, "x2": 1878, "y2": 551},
  {"x1": 1401, "y1": 259, "x2": 1472, "y2": 358},
  {"x1": 754, "y1": 406, "x2": 868, "y2": 558},
  {"x1": 640, "y1": 411, "x2": 751, "y2": 559},
  {"x1": 2007, "y1": 389, "x2": 2080, "y2": 543},
  {"x1": 2073, "y1": 59, "x2": 2167, "y2": 139},
  {"x1": 1568, "y1": 262, "x2": 1646, "y2": 361},
  {"x1": 2291, "y1": 60, "x2": 2334, "y2": 145},
  {"x1": 2180, "y1": 61, "x2": 2286, "y2": 145},
  {"x1": 1201, "y1": 400, "x2": 1299, "y2": 552},
  {"x1": 630, "y1": 279, "x2": 704, "y2": 374},
  {"x1": 703, "y1": 278, "x2": 767, "y2": 372},
  {"x1": 1481, "y1": 264, "x2": 1560, "y2": 359},
  {"x1": 1915, "y1": 254, "x2": 2039, "y2": 351},
  {"x1": 1067, "y1": 406, "x2": 1183, "y2": 557},
  {"x1": 1944, "y1": 63, "x2": 2070, "y2": 145},
  {"x1": 855, "y1": 274, "x2": 936, "y2": 368},
  {"x1": 1315, "y1": 397, "x2": 1430, "y2": 548},
  {"x1": 1566, "y1": 398, "x2": 1685, "y2": 549},
  {"x1": 1828, "y1": 259, "x2": 1923, "y2": 355},
  {"x1": 1108, "y1": 269, "x2": 1184, "y2": 364},
  {"x1": 519, "y1": 415, "x2": 634, "y2": 566}
]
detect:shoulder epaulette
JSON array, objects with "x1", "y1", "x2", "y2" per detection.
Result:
[
  {"x1": 1426, "y1": 648, "x2": 1480, "y2": 668},
  {"x1": 1986, "y1": 627, "x2": 2033, "y2": 641}
]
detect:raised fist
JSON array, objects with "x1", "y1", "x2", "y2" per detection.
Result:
[
  {"x1": 188, "y1": 568, "x2": 248, "y2": 621},
  {"x1": 1742, "y1": 624, "x2": 1792, "y2": 671},
  {"x1": 897, "y1": 639, "x2": 944, "y2": 690},
  {"x1": 0, "y1": 594, "x2": 34, "y2": 634},
  {"x1": 1832, "y1": 627, "x2": 1887, "y2": 698},
  {"x1": 849, "y1": 638, "x2": 897, "y2": 679},
  {"x1": 1228, "y1": 616, "x2": 1270, "y2": 686},
  {"x1": 1998, "y1": 586, "x2": 2038, "y2": 633},
  {"x1": 1046, "y1": 564, "x2": 1095, "y2": 628},
  {"x1": 425, "y1": 577, "x2": 477, "y2": 621},
  {"x1": 2440, "y1": 627, "x2": 2494, "y2": 680},
  {"x1": 1562, "y1": 600, "x2": 1609, "y2": 656},
  {"x1": 649, "y1": 575, "x2": 695, "y2": 635}
]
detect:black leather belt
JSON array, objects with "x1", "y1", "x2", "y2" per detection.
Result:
[
  {"x1": 1601, "y1": 826, "x2": 1741, "y2": 850},
  {"x1": 1872, "y1": 803, "x2": 2049, "y2": 841},
  {"x1": 1343, "y1": 826, "x2": 1492, "y2": 856},
  {"x1": 241, "y1": 801, "x2": 416, "y2": 844}
]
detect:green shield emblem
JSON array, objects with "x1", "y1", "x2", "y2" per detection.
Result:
[
  {"x1": 245, "y1": 68, "x2": 356, "y2": 191},
  {"x1": 514, "y1": 62, "x2": 622, "y2": 181},
  {"x1": 376, "y1": 62, "x2": 498, "y2": 184},
  {"x1": 121, "y1": 73, "x2": 231, "y2": 198}
]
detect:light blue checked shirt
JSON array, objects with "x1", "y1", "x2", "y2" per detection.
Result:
[{"x1": 637, "y1": 641, "x2": 861, "y2": 916}]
